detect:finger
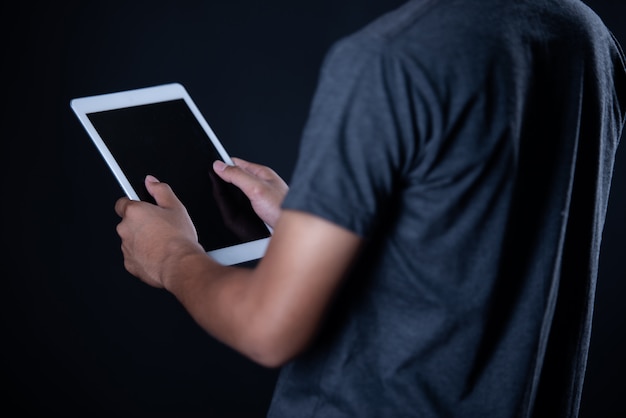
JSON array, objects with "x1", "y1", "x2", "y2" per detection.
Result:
[
  {"x1": 230, "y1": 157, "x2": 260, "y2": 174},
  {"x1": 144, "y1": 175, "x2": 183, "y2": 209},
  {"x1": 115, "y1": 197, "x2": 132, "y2": 217},
  {"x1": 213, "y1": 160, "x2": 258, "y2": 188},
  {"x1": 231, "y1": 157, "x2": 277, "y2": 180}
]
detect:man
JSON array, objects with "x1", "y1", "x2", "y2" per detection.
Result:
[{"x1": 115, "y1": 0, "x2": 625, "y2": 416}]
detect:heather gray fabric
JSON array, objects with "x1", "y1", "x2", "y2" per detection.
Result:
[{"x1": 270, "y1": 0, "x2": 626, "y2": 416}]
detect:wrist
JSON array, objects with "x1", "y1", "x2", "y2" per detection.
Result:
[{"x1": 159, "y1": 240, "x2": 210, "y2": 292}]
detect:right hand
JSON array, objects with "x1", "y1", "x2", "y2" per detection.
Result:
[
  {"x1": 213, "y1": 157, "x2": 289, "y2": 228},
  {"x1": 115, "y1": 175, "x2": 204, "y2": 288}
]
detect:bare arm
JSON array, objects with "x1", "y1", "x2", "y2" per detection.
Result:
[
  {"x1": 161, "y1": 209, "x2": 361, "y2": 367},
  {"x1": 115, "y1": 169, "x2": 362, "y2": 368}
]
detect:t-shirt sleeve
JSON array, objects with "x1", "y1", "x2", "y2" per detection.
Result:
[{"x1": 282, "y1": 37, "x2": 423, "y2": 237}]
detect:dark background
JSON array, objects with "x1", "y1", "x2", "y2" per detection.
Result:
[{"x1": 2, "y1": 1, "x2": 624, "y2": 417}]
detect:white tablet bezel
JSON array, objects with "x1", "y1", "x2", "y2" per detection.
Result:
[{"x1": 70, "y1": 83, "x2": 271, "y2": 265}]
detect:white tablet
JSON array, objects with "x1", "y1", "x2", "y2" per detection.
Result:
[{"x1": 71, "y1": 83, "x2": 271, "y2": 265}]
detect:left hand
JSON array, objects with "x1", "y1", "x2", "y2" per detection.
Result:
[
  {"x1": 114, "y1": 175, "x2": 205, "y2": 287},
  {"x1": 213, "y1": 158, "x2": 288, "y2": 228}
]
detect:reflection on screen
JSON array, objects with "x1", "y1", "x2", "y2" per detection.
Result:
[{"x1": 87, "y1": 99, "x2": 270, "y2": 251}]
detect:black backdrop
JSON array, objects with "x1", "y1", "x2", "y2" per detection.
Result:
[{"x1": 3, "y1": 1, "x2": 624, "y2": 417}]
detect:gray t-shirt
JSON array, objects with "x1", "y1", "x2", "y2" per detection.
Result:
[{"x1": 270, "y1": 0, "x2": 626, "y2": 416}]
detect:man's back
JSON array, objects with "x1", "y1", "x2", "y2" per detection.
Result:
[{"x1": 271, "y1": 0, "x2": 626, "y2": 416}]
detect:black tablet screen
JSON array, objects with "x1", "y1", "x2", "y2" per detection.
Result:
[{"x1": 87, "y1": 99, "x2": 270, "y2": 252}]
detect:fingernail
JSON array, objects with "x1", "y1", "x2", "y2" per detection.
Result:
[
  {"x1": 213, "y1": 160, "x2": 227, "y2": 172},
  {"x1": 146, "y1": 175, "x2": 160, "y2": 183}
]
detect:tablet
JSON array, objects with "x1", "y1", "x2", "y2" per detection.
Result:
[{"x1": 70, "y1": 83, "x2": 271, "y2": 265}]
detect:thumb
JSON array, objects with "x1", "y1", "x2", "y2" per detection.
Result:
[{"x1": 144, "y1": 175, "x2": 181, "y2": 208}]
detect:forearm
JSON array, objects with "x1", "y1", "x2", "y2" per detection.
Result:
[
  {"x1": 141, "y1": 211, "x2": 362, "y2": 369},
  {"x1": 160, "y1": 247, "x2": 301, "y2": 367},
  {"x1": 114, "y1": 178, "x2": 327, "y2": 366}
]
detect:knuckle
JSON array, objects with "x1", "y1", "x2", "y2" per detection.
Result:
[
  {"x1": 116, "y1": 222, "x2": 127, "y2": 238},
  {"x1": 123, "y1": 202, "x2": 139, "y2": 217},
  {"x1": 158, "y1": 182, "x2": 172, "y2": 193},
  {"x1": 227, "y1": 164, "x2": 243, "y2": 178},
  {"x1": 248, "y1": 183, "x2": 267, "y2": 201},
  {"x1": 256, "y1": 165, "x2": 275, "y2": 178}
]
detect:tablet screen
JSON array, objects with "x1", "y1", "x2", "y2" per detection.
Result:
[{"x1": 86, "y1": 98, "x2": 270, "y2": 253}]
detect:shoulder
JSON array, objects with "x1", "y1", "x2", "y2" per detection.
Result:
[{"x1": 318, "y1": 0, "x2": 509, "y2": 87}]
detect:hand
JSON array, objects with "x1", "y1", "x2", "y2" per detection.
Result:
[
  {"x1": 207, "y1": 168, "x2": 271, "y2": 241},
  {"x1": 114, "y1": 175, "x2": 205, "y2": 287},
  {"x1": 213, "y1": 158, "x2": 289, "y2": 229}
]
